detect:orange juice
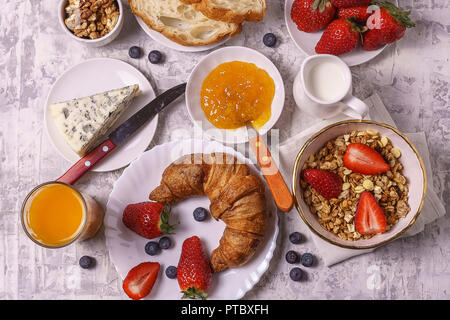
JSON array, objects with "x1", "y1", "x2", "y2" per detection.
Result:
[{"x1": 23, "y1": 183, "x2": 86, "y2": 247}]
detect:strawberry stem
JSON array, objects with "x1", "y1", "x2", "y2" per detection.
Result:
[
  {"x1": 181, "y1": 287, "x2": 208, "y2": 300},
  {"x1": 159, "y1": 205, "x2": 176, "y2": 234}
]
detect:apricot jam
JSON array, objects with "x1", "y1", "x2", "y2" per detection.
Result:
[{"x1": 200, "y1": 61, "x2": 275, "y2": 129}]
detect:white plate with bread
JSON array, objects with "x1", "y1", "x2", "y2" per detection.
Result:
[
  {"x1": 104, "y1": 138, "x2": 279, "y2": 300},
  {"x1": 45, "y1": 58, "x2": 157, "y2": 172},
  {"x1": 128, "y1": 0, "x2": 266, "y2": 51}
]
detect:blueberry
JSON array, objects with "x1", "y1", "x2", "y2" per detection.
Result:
[
  {"x1": 289, "y1": 267, "x2": 303, "y2": 281},
  {"x1": 289, "y1": 232, "x2": 303, "y2": 244},
  {"x1": 79, "y1": 256, "x2": 94, "y2": 269},
  {"x1": 263, "y1": 33, "x2": 277, "y2": 47},
  {"x1": 159, "y1": 236, "x2": 171, "y2": 250},
  {"x1": 148, "y1": 50, "x2": 162, "y2": 64},
  {"x1": 301, "y1": 253, "x2": 314, "y2": 267},
  {"x1": 145, "y1": 241, "x2": 160, "y2": 256},
  {"x1": 285, "y1": 250, "x2": 299, "y2": 264},
  {"x1": 165, "y1": 266, "x2": 177, "y2": 279},
  {"x1": 193, "y1": 207, "x2": 208, "y2": 222},
  {"x1": 128, "y1": 46, "x2": 141, "y2": 59}
]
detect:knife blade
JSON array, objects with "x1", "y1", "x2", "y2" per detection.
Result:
[{"x1": 57, "y1": 83, "x2": 187, "y2": 185}]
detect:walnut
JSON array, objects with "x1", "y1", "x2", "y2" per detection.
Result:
[{"x1": 64, "y1": 0, "x2": 119, "y2": 40}]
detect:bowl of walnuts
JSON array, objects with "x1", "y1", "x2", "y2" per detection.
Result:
[
  {"x1": 58, "y1": 0, "x2": 123, "y2": 47},
  {"x1": 292, "y1": 120, "x2": 426, "y2": 249}
]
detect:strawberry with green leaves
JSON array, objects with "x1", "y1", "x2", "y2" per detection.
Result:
[
  {"x1": 122, "y1": 201, "x2": 175, "y2": 239},
  {"x1": 363, "y1": 1, "x2": 415, "y2": 51},
  {"x1": 291, "y1": 0, "x2": 336, "y2": 33},
  {"x1": 177, "y1": 236, "x2": 212, "y2": 300},
  {"x1": 315, "y1": 18, "x2": 366, "y2": 56}
]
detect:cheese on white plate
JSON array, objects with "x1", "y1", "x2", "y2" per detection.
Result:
[{"x1": 50, "y1": 84, "x2": 140, "y2": 156}]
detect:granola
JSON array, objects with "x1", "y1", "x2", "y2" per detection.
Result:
[
  {"x1": 64, "y1": 0, "x2": 120, "y2": 40},
  {"x1": 300, "y1": 129, "x2": 410, "y2": 241}
]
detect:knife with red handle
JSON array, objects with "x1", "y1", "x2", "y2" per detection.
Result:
[
  {"x1": 56, "y1": 83, "x2": 187, "y2": 185},
  {"x1": 248, "y1": 127, "x2": 294, "y2": 212}
]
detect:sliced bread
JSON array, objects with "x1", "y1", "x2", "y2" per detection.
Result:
[
  {"x1": 180, "y1": 0, "x2": 266, "y2": 24},
  {"x1": 128, "y1": 0, "x2": 242, "y2": 46}
]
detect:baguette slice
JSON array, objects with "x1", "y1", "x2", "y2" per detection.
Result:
[
  {"x1": 181, "y1": 0, "x2": 266, "y2": 24},
  {"x1": 50, "y1": 84, "x2": 140, "y2": 157},
  {"x1": 128, "y1": 0, "x2": 242, "y2": 46}
]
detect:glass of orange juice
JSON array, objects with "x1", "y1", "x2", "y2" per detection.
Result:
[{"x1": 21, "y1": 181, "x2": 104, "y2": 248}]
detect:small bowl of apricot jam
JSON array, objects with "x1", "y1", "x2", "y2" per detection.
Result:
[{"x1": 186, "y1": 46, "x2": 285, "y2": 144}]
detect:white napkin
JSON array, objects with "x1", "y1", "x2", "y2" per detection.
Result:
[{"x1": 279, "y1": 93, "x2": 447, "y2": 266}]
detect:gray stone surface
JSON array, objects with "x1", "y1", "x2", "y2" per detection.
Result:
[{"x1": 0, "y1": 0, "x2": 449, "y2": 299}]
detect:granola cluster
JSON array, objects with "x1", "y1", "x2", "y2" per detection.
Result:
[
  {"x1": 300, "y1": 129, "x2": 410, "y2": 241},
  {"x1": 64, "y1": 0, "x2": 120, "y2": 40}
]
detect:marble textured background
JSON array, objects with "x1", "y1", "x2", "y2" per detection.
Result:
[{"x1": 0, "y1": 0, "x2": 449, "y2": 299}]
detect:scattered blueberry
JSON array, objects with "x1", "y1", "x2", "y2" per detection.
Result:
[
  {"x1": 128, "y1": 46, "x2": 141, "y2": 59},
  {"x1": 159, "y1": 236, "x2": 171, "y2": 250},
  {"x1": 263, "y1": 33, "x2": 277, "y2": 47},
  {"x1": 289, "y1": 232, "x2": 303, "y2": 244},
  {"x1": 193, "y1": 207, "x2": 209, "y2": 222},
  {"x1": 145, "y1": 241, "x2": 160, "y2": 256},
  {"x1": 148, "y1": 50, "x2": 163, "y2": 64},
  {"x1": 289, "y1": 267, "x2": 303, "y2": 281},
  {"x1": 165, "y1": 266, "x2": 178, "y2": 279},
  {"x1": 301, "y1": 253, "x2": 314, "y2": 267},
  {"x1": 285, "y1": 250, "x2": 299, "y2": 264},
  {"x1": 79, "y1": 256, "x2": 94, "y2": 269}
]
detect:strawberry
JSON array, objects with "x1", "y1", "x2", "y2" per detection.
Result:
[
  {"x1": 122, "y1": 202, "x2": 175, "y2": 239},
  {"x1": 343, "y1": 143, "x2": 390, "y2": 175},
  {"x1": 291, "y1": 0, "x2": 336, "y2": 33},
  {"x1": 331, "y1": 0, "x2": 371, "y2": 8},
  {"x1": 354, "y1": 191, "x2": 386, "y2": 235},
  {"x1": 123, "y1": 262, "x2": 160, "y2": 300},
  {"x1": 362, "y1": 2, "x2": 415, "y2": 51},
  {"x1": 338, "y1": 6, "x2": 371, "y2": 22},
  {"x1": 315, "y1": 18, "x2": 365, "y2": 56},
  {"x1": 302, "y1": 169, "x2": 343, "y2": 199},
  {"x1": 177, "y1": 236, "x2": 212, "y2": 300}
]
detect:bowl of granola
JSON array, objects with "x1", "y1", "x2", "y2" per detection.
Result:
[
  {"x1": 58, "y1": 0, "x2": 123, "y2": 47},
  {"x1": 292, "y1": 120, "x2": 426, "y2": 249}
]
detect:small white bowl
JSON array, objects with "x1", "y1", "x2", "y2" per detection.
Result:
[
  {"x1": 185, "y1": 46, "x2": 285, "y2": 144},
  {"x1": 292, "y1": 120, "x2": 427, "y2": 249},
  {"x1": 58, "y1": 0, "x2": 124, "y2": 48}
]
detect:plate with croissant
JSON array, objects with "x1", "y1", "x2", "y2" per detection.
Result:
[{"x1": 104, "y1": 138, "x2": 278, "y2": 300}]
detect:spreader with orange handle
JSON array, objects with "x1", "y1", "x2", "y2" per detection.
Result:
[{"x1": 248, "y1": 128, "x2": 294, "y2": 212}]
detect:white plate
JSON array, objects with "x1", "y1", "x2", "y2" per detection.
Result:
[
  {"x1": 135, "y1": 16, "x2": 231, "y2": 52},
  {"x1": 284, "y1": 0, "x2": 386, "y2": 66},
  {"x1": 104, "y1": 139, "x2": 279, "y2": 300},
  {"x1": 45, "y1": 58, "x2": 157, "y2": 172},
  {"x1": 186, "y1": 46, "x2": 285, "y2": 144}
]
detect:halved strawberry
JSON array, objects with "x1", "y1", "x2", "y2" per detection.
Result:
[
  {"x1": 343, "y1": 143, "x2": 390, "y2": 175},
  {"x1": 302, "y1": 169, "x2": 343, "y2": 199},
  {"x1": 122, "y1": 202, "x2": 175, "y2": 239},
  {"x1": 354, "y1": 191, "x2": 386, "y2": 235},
  {"x1": 123, "y1": 262, "x2": 160, "y2": 300}
]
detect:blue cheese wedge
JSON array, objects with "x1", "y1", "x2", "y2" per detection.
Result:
[{"x1": 50, "y1": 84, "x2": 140, "y2": 156}]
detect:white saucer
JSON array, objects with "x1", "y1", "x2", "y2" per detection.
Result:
[
  {"x1": 104, "y1": 139, "x2": 279, "y2": 300},
  {"x1": 45, "y1": 58, "x2": 157, "y2": 172},
  {"x1": 135, "y1": 16, "x2": 231, "y2": 52},
  {"x1": 185, "y1": 46, "x2": 285, "y2": 144},
  {"x1": 284, "y1": 0, "x2": 387, "y2": 66}
]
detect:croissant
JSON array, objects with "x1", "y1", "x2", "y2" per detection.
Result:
[{"x1": 150, "y1": 153, "x2": 267, "y2": 272}]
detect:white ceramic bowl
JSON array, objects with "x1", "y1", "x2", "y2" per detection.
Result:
[
  {"x1": 292, "y1": 120, "x2": 426, "y2": 249},
  {"x1": 58, "y1": 0, "x2": 124, "y2": 47},
  {"x1": 185, "y1": 46, "x2": 285, "y2": 144}
]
